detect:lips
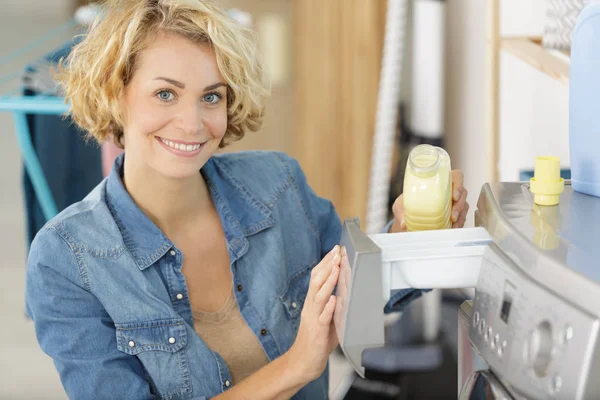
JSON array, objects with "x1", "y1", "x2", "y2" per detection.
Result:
[
  {"x1": 158, "y1": 137, "x2": 203, "y2": 152},
  {"x1": 156, "y1": 136, "x2": 205, "y2": 157}
]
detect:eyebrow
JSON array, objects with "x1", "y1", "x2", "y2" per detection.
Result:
[
  {"x1": 155, "y1": 77, "x2": 185, "y2": 88},
  {"x1": 154, "y1": 77, "x2": 227, "y2": 91},
  {"x1": 204, "y1": 82, "x2": 227, "y2": 91}
]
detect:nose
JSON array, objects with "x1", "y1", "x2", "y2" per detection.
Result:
[{"x1": 177, "y1": 102, "x2": 204, "y2": 136}]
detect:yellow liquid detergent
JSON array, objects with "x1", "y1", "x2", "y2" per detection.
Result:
[{"x1": 403, "y1": 144, "x2": 452, "y2": 231}]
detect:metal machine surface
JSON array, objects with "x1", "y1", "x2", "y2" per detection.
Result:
[
  {"x1": 459, "y1": 301, "x2": 519, "y2": 400},
  {"x1": 463, "y1": 182, "x2": 600, "y2": 399},
  {"x1": 336, "y1": 182, "x2": 600, "y2": 399}
]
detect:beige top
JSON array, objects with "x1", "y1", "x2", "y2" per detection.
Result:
[{"x1": 192, "y1": 287, "x2": 270, "y2": 385}]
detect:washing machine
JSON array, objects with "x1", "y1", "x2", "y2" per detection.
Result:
[{"x1": 458, "y1": 182, "x2": 600, "y2": 399}]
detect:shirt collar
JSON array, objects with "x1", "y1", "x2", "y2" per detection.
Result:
[{"x1": 105, "y1": 153, "x2": 273, "y2": 270}]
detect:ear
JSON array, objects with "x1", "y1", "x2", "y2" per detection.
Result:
[{"x1": 116, "y1": 87, "x2": 128, "y2": 128}]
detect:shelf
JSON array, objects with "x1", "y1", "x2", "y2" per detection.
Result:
[{"x1": 500, "y1": 36, "x2": 570, "y2": 85}]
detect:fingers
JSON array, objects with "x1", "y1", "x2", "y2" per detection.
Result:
[
  {"x1": 453, "y1": 202, "x2": 469, "y2": 228},
  {"x1": 314, "y1": 260, "x2": 340, "y2": 311},
  {"x1": 452, "y1": 170, "x2": 465, "y2": 201},
  {"x1": 310, "y1": 246, "x2": 339, "y2": 281},
  {"x1": 392, "y1": 195, "x2": 404, "y2": 218},
  {"x1": 307, "y1": 246, "x2": 340, "y2": 303},
  {"x1": 391, "y1": 195, "x2": 406, "y2": 232},
  {"x1": 452, "y1": 187, "x2": 468, "y2": 223},
  {"x1": 318, "y1": 295, "x2": 336, "y2": 325},
  {"x1": 317, "y1": 245, "x2": 339, "y2": 270}
]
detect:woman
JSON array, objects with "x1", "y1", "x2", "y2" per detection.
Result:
[{"x1": 25, "y1": 1, "x2": 469, "y2": 399}]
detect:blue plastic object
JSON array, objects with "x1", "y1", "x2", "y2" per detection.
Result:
[
  {"x1": 0, "y1": 96, "x2": 69, "y2": 114},
  {"x1": 570, "y1": 3, "x2": 600, "y2": 197},
  {"x1": 0, "y1": 19, "x2": 77, "y2": 222},
  {"x1": 0, "y1": 97, "x2": 70, "y2": 223}
]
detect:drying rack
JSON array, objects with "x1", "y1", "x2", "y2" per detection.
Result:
[{"x1": 0, "y1": 19, "x2": 84, "y2": 222}]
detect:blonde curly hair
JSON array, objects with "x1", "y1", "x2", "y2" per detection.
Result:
[{"x1": 56, "y1": 0, "x2": 268, "y2": 148}]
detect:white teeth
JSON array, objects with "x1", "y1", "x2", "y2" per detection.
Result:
[{"x1": 160, "y1": 138, "x2": 202, "y2": 152}]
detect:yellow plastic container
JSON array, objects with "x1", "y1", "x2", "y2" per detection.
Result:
[
  {"x1": 403, "y1": 144, "x2": 452, "y2": 231},
  {"x1": 529, "y1": 156, "x2": 564, "y2": 206}
]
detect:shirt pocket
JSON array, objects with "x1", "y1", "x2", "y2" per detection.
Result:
[
  {"x1": 279, "y1": 264, "x2": 314, "y2": 333},
  {"x1": 115, "y1": 317, "x2": 191, "y2": 400}
]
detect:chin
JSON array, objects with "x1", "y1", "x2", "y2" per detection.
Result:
[
  {"x1": 161, "y1": 165, "x2": 204, "y2": 180},
  {"x1": 153, "y1": 156, "x2": 207, "y2": 179},
  {"x1": 151, "y1": 138, "x2": 217, "y2": 179}
]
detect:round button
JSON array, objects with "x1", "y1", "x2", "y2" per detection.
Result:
[
  {"x1": 527, "y1": 320, "x2": 554, "y2": 377},
  {"x1": 129, "y1": 340, "x2": 135, "y2": 348},
  {"x1": 291, "y1": 302, "x2": 298, "y2": 309},
  {"x1": 492, "y1": 334, "x2": 500, "y2": 349},
  {"x1": 497, "y1": 345, "x2": 503, "y2": 357},
  {"x1": 479, "y1": 319, "x2": 486, "y2": 335},
  {"x1": 474, "y1": 312, "x2": 480, "y2": 327},
  {"x1": 485, "y1": 326, "x2": 493, "y2": 342},
  {"x1": 225, "y1": 380, "x2": 231, "y2": 387},
  {"x1": 170, "y1": 250, "x2": 176, "y2": 256},
  {"x1": 552, "y1": 375, "x2": 562, "y2": 393},
  {"x1": 169, "y1": 337, "x2": 176, "y2": 344},
  {"x1": 260, "y1": 328, "x2": 268, "y2": 336},
  {"x1": 236, "y1": 284, "x2": 243, "y2": 292},
  {"x1": 176, "y1": 293, "x2": 184, "y2": 300},
  {"x1": 564, "y1": 325, "x2": 574, "y2": 343}
]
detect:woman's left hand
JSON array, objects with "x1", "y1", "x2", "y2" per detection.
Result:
[{"x1": 390, "y1": 170, "x2": 469, "y2": 233}]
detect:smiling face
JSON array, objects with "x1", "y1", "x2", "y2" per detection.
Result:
[{"x1": 120, "y1": 30, "x2": 228, "y2": 180}]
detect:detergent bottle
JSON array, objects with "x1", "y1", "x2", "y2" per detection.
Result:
[{"x1": 403, "y1": 144, "x2": 452, "y2": 231}]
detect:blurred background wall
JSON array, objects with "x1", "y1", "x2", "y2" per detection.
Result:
[{"x1": 3, "y1": 0, "x2": 74, "y2": 19}]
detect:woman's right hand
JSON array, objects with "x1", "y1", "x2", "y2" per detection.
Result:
[{"x1": 287, "y1": 245, "x2": 341, "y2": 384}]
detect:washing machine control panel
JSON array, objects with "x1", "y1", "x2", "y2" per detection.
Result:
[{"x1": 470, "y1": 244, "x2": 599, "y2": 400}]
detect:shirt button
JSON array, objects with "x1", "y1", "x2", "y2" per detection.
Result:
[
  {"x1": 236, "y1": 284, "x2": 243, "y2": 292},
  {"x1": 170, "y1": 250, "x2": 176, "y2": 256},
  {"x1": 168, "y1": 337, "x2": 176, "y2": 344},
  {"x1": 128, "y1": 340, "x2": 135, "y2": 348},
  {"x1": 260, "y1": 328, "x2": 268, "y2": 336},
  {"x1": 225, "y1": 380, "x2": 231, "y2": 387},
  {"x1": 176, "y1": 293, "x2": 184, "y2": 300},
  {"x1": 291, "y1": 302, "x2": 298, "y2": 309}
]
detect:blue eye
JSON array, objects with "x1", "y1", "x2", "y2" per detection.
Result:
[
  {"x1": 157, "y1": 90, "x2": 175, "y2": 102},
  {"x1": 203, "y1": 93, "x2": 222, "y2": 104}
]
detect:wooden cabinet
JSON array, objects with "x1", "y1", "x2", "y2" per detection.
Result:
[
  {"x1": 292, "y1": 0, "x2": 386, "y2": 222},
  {"x1": 230, "y1": 0, "x2": 387, "y2": 223}
]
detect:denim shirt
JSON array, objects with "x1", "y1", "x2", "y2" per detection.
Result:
[{"x1": 25, "y1": 151, "x2": 421, "y2": 400}]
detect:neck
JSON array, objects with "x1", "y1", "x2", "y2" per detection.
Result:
[{"x1": 122, "y1": 156, "x2": 212, "y2": 237}]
